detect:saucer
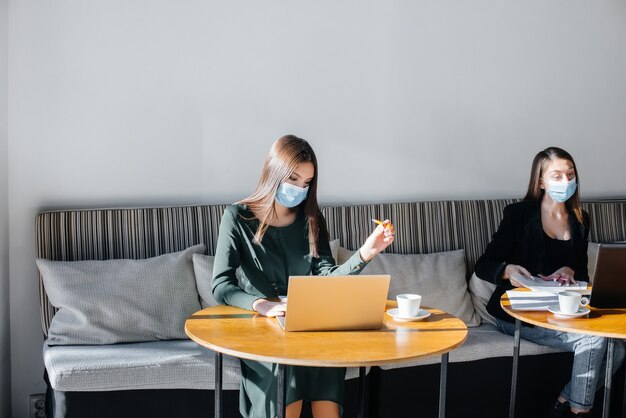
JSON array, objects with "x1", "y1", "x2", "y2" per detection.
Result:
[
  {"x1": 386, "y1": 308, "x2": 431, "y2": 322},
  {"x1": 547, "y1": 305, "x2": 590, "y2": 319}
]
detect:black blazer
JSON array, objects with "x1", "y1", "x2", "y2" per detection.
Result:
[{"x1": 474, "y1": 200, "x2": 590, "y2": 322}]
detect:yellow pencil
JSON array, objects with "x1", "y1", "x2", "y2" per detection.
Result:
[{"x1": 371, "y1": 218, "x2": 394, "y2": 229}]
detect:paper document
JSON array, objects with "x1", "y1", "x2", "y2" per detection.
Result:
[
  {"x1": 505, "y1": 290, "x2": 558, "y2": 311},
  {"x1": 510, "y1": 273, "x2": 588, "y2": 293}
]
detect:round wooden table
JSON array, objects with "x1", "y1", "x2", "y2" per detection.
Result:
[
  {"x1": 501, "y1": 292, "x2": 626, "y2": 418},
  {"x1": 185, "y1": 300, "x2": 468, "y2": 418}
]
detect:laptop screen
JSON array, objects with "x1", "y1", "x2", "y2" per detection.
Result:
[
  {"x1": 590, "y1": 243, "x2": 626, "y2": 308},
  {"x1": 277, "y1": 275, "x2": 390, "y2": 332}
]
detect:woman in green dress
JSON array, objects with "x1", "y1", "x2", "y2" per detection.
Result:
[{"x1": 212, "y1": 134, "x2": 394, "y2": 418}]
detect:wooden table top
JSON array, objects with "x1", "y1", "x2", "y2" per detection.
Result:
[
  {"x1": 501, "y1": 291, "x2": 626, "y2": 339},
  {"x1": 185, "y1": 301, "x2": 468, "y2": 367}
]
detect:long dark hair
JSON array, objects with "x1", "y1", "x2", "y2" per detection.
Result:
[
  {"x1": 238, "y1": 135, "x2": 327, "y2": 257},
  {"x1": 524, "y1": 146, "x2": 585, "y2": 225}
]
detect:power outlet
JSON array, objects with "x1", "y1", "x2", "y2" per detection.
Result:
[{"x1": 29, "y1": 393, "x2": 46, "y2": 418}]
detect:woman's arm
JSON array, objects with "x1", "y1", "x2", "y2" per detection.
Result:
[
  {"x1": 313, "y1": 215, "x2": 394, "y2": 276},
  {"x1": 475, "y1": 205, "x2": 525, "y2": 286},
  {"x1": 312, "y1": 240, "x2": 369, "y2": 276},
  {"x1": 212, "y1": 208, "x2": 261, "y2": 311}
]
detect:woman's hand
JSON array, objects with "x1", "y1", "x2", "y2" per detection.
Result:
[
  {"x1": 358, "y1": 219, "x2": 395, "y2": 262},
  {"x1": 503, "y1": 264, "x2": 531, "y2": 287},
  {"x1": 252, "y1": 299, "x2": 287, "y2": 317},
  {"x1": 539, "y1": 267, "x2": 577, "y2": 286}
]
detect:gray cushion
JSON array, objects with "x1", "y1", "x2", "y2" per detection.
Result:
[
  {"x1": 329, "y1": 239, "x2": 340, "y2": 263},
  {"x1": 37, "y1": 244, "x2": 205, "y2": 345},
  {"x1": 43, "y1": 340, "x2": 242, "y2": 391},
  {"x1": 379, "y1": 323, "x2": 565, "y2": 370},
  {"x1": 43, "y1": 340, "x2": 365, "y2": 391},
  {"x1": 338, "y1": 247, "x2": 480, "y2": 327},
  {"x1": 192, "y1": 254, "x2": 220, "y2": 308},
  {"x1": 467, "y1": 273, "x2": 498, "y2": 326}
]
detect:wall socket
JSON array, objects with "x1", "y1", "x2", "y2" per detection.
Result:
[{"x1": 29, "y1": 393, "x2": 46, "y2": 418}]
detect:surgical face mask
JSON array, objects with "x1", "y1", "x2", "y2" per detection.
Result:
[
  {"x1": 545, "y1": 177, "x2": 577, "y2": 203},
  {"x1": 275, "y1": 182, "x2": 309, "y2": 208}
]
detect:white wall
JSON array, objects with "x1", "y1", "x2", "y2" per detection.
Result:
[
  {"x1": 0, "y1": 0, "x2": 10, "y2": 416},
  {"x1": 8, "y1": 1, "x2": 626, "y2": 416}
]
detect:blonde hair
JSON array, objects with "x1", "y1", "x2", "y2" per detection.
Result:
[
  {"x1": 238, "y1": 135, "x2": 327, "y2": 257},
  {"x1": 524, "y1": 146, "x2": 585, "y2": 225}
]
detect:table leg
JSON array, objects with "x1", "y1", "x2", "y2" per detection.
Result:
[
  {"x1": 438, "y1": 353, "x2": 449, "y2": 418},
  {"x1": 509, "y1": 319, "x2": 521, "y2": 418},
  {"x1": 622, "y1": 355, "x2": 626, "y2": 418},
  {"x1": 277, "y1": 364, "x2": 286, "y2": 418},
  {"x1": 215, "y1": 352, "x2": 222, "y2": 418},
  {"x1": 358, "y1": 366, "x2": 366, "y2": 418},
  {"x1": 602, "y1": 338, "x2": 615, "y2": 418}
]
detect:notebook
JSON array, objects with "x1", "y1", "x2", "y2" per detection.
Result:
[
  {"x1": 276, "y1": 275, "x2": 390, "y2": 332},
  {"x1": 589, "y1": 243, "x2": 626, "y2": 308}
]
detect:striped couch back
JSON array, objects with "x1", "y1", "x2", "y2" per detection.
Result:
[{"x1": 36, "y1": 199, "x2": 626, "y2": 336}]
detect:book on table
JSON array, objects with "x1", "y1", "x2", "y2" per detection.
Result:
[
  {"x1": 505, "y1": 290, "x2": 559, "y2": 311},
  {"x1": 506, "y1": 274, "x2": 589, "y2": 311}
]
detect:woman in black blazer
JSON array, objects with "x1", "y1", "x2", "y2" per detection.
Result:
[{"x1": 475, "y1": 147, "x2": 624, "y2": 418}]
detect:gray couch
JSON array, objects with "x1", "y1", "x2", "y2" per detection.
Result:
[{"x1": 36, "y1": 199, "x2": 626, "y2": 418}]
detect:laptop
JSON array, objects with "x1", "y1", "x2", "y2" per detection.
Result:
[
  {"x1": 276, "y1": 275, "x2": 390, "y2": 332},
  {"x1": 589, "y1": 243, "x2": 626, "y2": 308}
]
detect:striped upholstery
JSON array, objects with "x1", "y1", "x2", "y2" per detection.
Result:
[
  {"x1": 36, "y1": 199, "x2": 626, "y2": 336},
  {"x1": 36, "y1": 205, "x2": 229, "y2": 336},
  {"x1": 321, "y1": 200, "x2": 517, "y2": 274}
]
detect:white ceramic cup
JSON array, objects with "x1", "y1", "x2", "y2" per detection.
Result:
[
  {"x1": 558, "y1": 291, "x2": 589, "y2": 314},
  {"x1": 396, "y1": 294, "x2": 422, "y2": 317}
]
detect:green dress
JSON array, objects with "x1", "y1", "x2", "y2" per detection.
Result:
[{"x1": 212, "y1": 204, "x2": 369, "y2": 418}]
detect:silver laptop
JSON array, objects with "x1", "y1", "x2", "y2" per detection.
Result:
[
  {"x1": 276, "y1": 275, "x2": 390, "y2": 332},
  {"x1": 589, "y1": 243, "x2": 626, "y2": 308}
]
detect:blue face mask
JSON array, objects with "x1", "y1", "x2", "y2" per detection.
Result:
[
  {"x1": 545, "y1": 177, "x2": 577, "y2": 203},
  {"x1": 275, "y1": 182, "x2": 309, "y2": 208}
]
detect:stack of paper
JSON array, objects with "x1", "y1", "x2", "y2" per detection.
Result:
[
  {"x1": 510, "y1": 273, "x2": 588, "y2": 293},
  {"x1": 505, "y1": 290, "x2": 558, "y2": 311}
]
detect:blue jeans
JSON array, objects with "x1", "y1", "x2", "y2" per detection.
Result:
[{"x1": 496, "y1": 318, "x2": 625, "y2": 410}]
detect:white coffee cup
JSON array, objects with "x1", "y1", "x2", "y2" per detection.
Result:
[
  {"x1": 396, "y1": 294, "x2": 422, "y2": 317},
  {"x1": 558, "y1": 291, "x2": 589, "y2": 314}
]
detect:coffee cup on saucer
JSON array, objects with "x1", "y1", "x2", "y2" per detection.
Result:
[
  {"x1": 558, "y1": 291, "x2": 589, "y2": 314},
  {"x1": 396, "y1": 294, "x2": 422, "y2": 317}
]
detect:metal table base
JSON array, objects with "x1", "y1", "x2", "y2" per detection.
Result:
[
  {"x1": 508, "y1": 320, "x2": 618, "y2": 418},
  {"x1": 215, "y1": 352, "x2": 222, "y2": 418},
  {"x1": 214, "y1": 352, "x2": 452, "y2": 418},
  {"x1": 439, "y1": 353, "x2": 449, "y2": 418}
]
